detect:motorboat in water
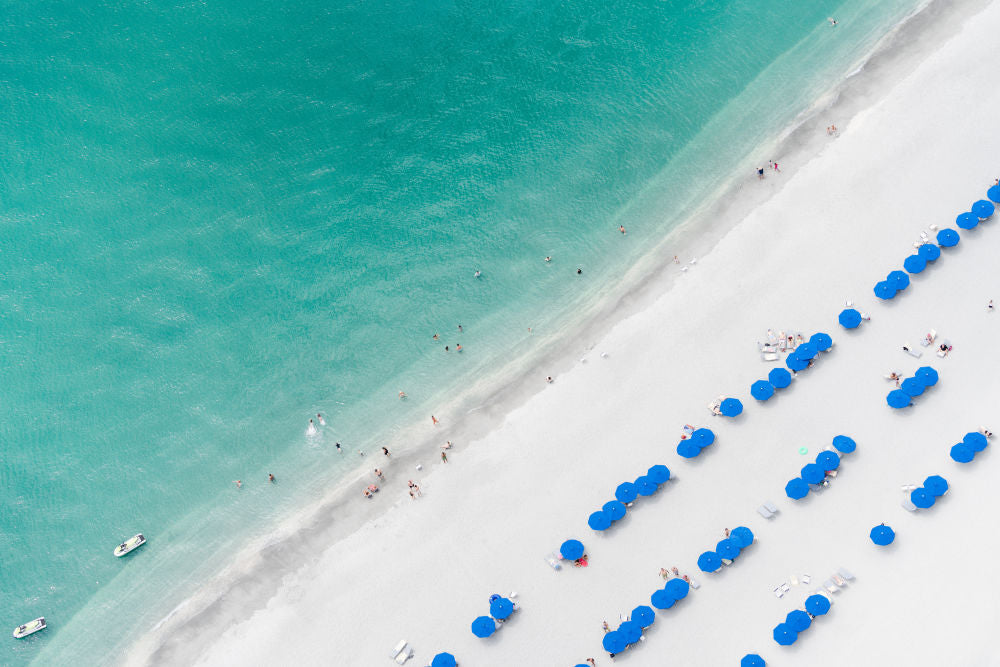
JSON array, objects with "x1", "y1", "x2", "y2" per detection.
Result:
[
  {"x1": 114, "y1": 533, "x2": 146, "y2": 557},
  {"x1": 13, "y1": 617, "x2": 46, "y2": 639}
]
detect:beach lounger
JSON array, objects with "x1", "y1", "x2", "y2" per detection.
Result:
[
  {"x1": 781, "y1": 583, "x2": 790, "y2": 593},
  {"x1": 688, "y1": 577, "x2": 700, "y2": 589},
  {"x1": 761, "y1": 350, "x2": 779, "y2": 362},
  {"x1": 790, "y1": 574, "x2": 798, "y2": 586},
  {"x1": 802, "y1": 574, "x2": 811, "y2": 584},
  {"x1": 544, "y1": 552, "x2": 562, "y2": 570},
  {"x1": 936, "y1": 339, "x2": 952, "y2": 357},
  {"x1": 773, "y1": 586, "x2": 785, "y2": 599},
  {"x1": 824, "y1": 580, "x2": 838, "y2": 594},
  {"x1": 838, "y1": 568, "x2": 855, "y2": 581},
  {"x1": 920, "y1": 329, "x2": 937, "y2": 346},
  {"x1": 902, "y1": 344, "x2": 922, "y2": 358},
  {"x1": 757, "y1": 505, "x2": 774, "y2": 519},
  {"x1": 721, "y1": 558, "x2": 733, "y2": 566},
  {"x1": 833, "y1": 574, "x2": 847, "y2": 587},
  {"x1": 902, "y1": 498, "x2": 917, "y2": 511},
  {"x1": 929, "y1": 224, "x2": 938, "y2": 231},
  {"x1": 764, "y1": 500, "x2": 778, "y2": 514},
  {"x1": 390, "y1": 640, "x2": 408, "y2": 659},
  {"x1": 395, "y1": 648, "x2": 413, "y2": 664}
]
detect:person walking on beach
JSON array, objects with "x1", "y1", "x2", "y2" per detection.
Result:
[
  {"x1": 772, "y1": 160, "x2": 780, "y2": 172},
  {"x1": 660, "y1": 568, "x2": 670, "y2": 580},
  {"x1": 602, "y1": 621, "x2": 610, "y2": 633},
  {"x1": 431, "y1": 415, "x2": 440, "y2": 426},
  {"x1": 382, "y1": 446, "x2": 390, "y2": 457},
  {"x1": 757, "y1": 166, "x2": 765, "y2": 180},
  {"x1": 374, "y1": 468, "x2": 384, "y2": 480},
  {"x1": 988, "y1": 299, "x2": 994, "y2": 311},
  {"x1": 441, "y1": 451, "x2": 448, "y2": 463}
]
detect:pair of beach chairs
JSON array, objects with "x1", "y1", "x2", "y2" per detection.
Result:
[
  {"x1": 815, "y1": 568, "x2": 855, "y2": 596},
  {"x1": 773, "y1": 573, "x2": 811, "y2": 598},
  {"x1": 757, "y1": 500, "x2": 779, "y2": 519},
  {"x1": 913, "y1": 225, "x2": 939, "y2": 248},
  {"x1": 389, "y1": 640, "x2": 413, "y2": 664}
]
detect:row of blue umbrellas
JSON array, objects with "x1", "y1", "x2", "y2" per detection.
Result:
[
  {"x1": 677, "y1": 428, "x2": 715, "y2": 459},
  {"x1": 588, "y1": 465, "x2": 671, "y2": 530},
  {"x1": 887, "y1": 366, "x2": 938, "y2": 409},
  {"x1": 957, "y1": 199, "x2": 995, "y2": 229},
  {"x1": 601, "y1": 617, "x2": 644, "y2": 654},
  {"x1": 697, "y1": 526, "x2": 754, "y2": 572},
  {"x1": 909, "y1": 475, "x2": 948, "y2": 509},
  {"x1": 773, "y1": 594, "x2": 832, "y2": 645},
  {"x1": 903, "y1": 243, "x2": 941, "y2": 274},
  {"x1": 471, "y1": 595, "x2": 516, "y2": 638},
  {"x1": 603, "y1": 577, "x2": 694, "y2": 655},
  {"x1": 873, "y1": 270, "x2": 910, "y2": 300},
  {"x1": 650, "y1": 577, "x2": 690, "y2": 609},
  {"x1": 951, "y1": 431, "x2": 989, "y2": 463},
  {"x1": 785, "y1": 447, "x2": 843, "y2": 500},
  {"x1": 784, "y1": 332, "x2": 832, "y2": 373}
]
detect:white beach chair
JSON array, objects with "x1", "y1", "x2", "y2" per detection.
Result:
[
  {"x1": 390, "y1": 640, "x2": 408, "y2": 659},
  {"x1": 902, "y1": 344, "x2": 923, "y2": 358},
  {"x1": 790, "y1": 574, "x2": 799, "y2": 586},
  {"x1": 929, "y1": 224, "x2": 939, "y2": 231},
  {"x1": 802, "y1": 574, "x2": 811, "y2": 584},
  {"x1": 688, "y1": 577, "x2": 700, "y2": 590},
  {"x1": 773, "y1": 586, "x2": 785, "y2": 599},
  {"x1": 920, "y1": 329, "x2": 937, "y2": 346},
  {"x1": 781, "y1": 583, "x2": 790, "y2": 593},
  {"x1": 757, "y1": 505, "x2": 774, "y2": 519},
  {"x1": 544, "y1": 552, "x2": 562, "y2": 570},
  {"x1": 764, "y1": 500, "x2": 778, "y2": 514},
  {"x1": 395, "y1": 647, "x2": 413, "y2": 664},
  {"x1": 721, "y1": 558, "x2": 733, "y2": 566},
  {"x1": 900, "y1": 484, "x2": 917, "y2": 492},
  {"x1": 902, "y1": 498, "x2": 917, "y2": 511},
  {"x1": 833, "y1": 574, "x2": 847, "y2": 587},
  {"x1": 838, "y1": 568, "x2": 855, "y2": 581},
  {"x1": 824, "y1": 580, "x2": 838, "y2": 594}
]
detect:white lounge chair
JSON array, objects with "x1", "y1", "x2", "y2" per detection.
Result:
[
  {"x1": 757, "y1": 505, "x2": 774, "y2": 519},
  {"x1": 395, "y1": 648, "x2": 413, "y2": 664},
  {"x1": 824, "y1": 580, "x2": 838, "y2": 593},
  {"x1": 790, "y1": 574, "x2": 799, "y2": 586},
  {"x1": 833, "y1": 574, "x2": 847, "y2": 587},
  {"x1": 902, "y1": 344, "x2": 922, "y2": 358},
  {"x1": 920, "y1": 329, "x2": 937, "y2": 346},
  {"x1": 802, "y1": 574, "x2": 811, "y2": 584},
  {"x1": 761, "y1": 350, "x2": 779, "y2": 362},
  {"x1": 902, "y1": 498, "x2": 917, "y2": 511},
  {"x1": 773, "y1": 586, "x2": 785, "y2": 599},
  {"x1": 688, "y1": 577, "x2": 700, "y2": 589},
  {"x1": 764, "y1": 500, "x2": 778, "y2": 514},
  {"x1": 781, "y1": 583, "x2": 790, "y2": 593},
  {"x1": 838, "y1": 568, "x2": 855, "y2": 581},
  {"x1": 721, "y1": 558, "x2": 733, "y2": 566},
  {"x1": 929, "y1": 224, "x2": 939, "y2": 231},
  {"x1": 390, "y1": 640, "x2": 408, "y2": 659}
]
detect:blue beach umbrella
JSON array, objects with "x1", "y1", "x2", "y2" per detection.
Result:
[
  {"x1": 615, "y1": 482, "x2": 638, "y2": 504},
  {"x1": 816, "y1": 451, "x2": 840, "y2": 471},
  {"x1": 716, "y1": 538, "x2": 740, "y2": 560},
  {"x1": 870, "y1": 524, "x2": 895, "y2": 546},
  {"x1": 988, "y1": 185, "x2": 1000, "y2": 204},
  {"x1": 720, "y1": 398, "x2": 743, "y2": 417},
  {"x1": 664, "y1": 577, "x2": 690, "y2": 600},
  {"x1": 471, "y1": 616, "x2": 496, "y2": 638},
  {"x1": 677, "y1": 440, "x2": 701, "y2": 459},
  {"x1": 796, "y1": 342, "x2": 818, "y2": 360},
  {"x1": 874, "y1": 280, "x2": 897, "y2": 300},
  {"x1": 647, "y1": 464, "x2": 671, "y2": 484},
  {"x1": 650, "y1": 588, "x2": 676, "y2": 610},
  {"x1": 751, "y1": 380, "x2": 775, "y2": 401},
  {"x1": 839, "y1": 308, "x2": 862, "y2": 329},
  {"x1": 918, "y1": 243, "x2": 941, "y2": 261},
  {"x1": 950, "y1": 443, "x2": 974, "y2": 463},
  {"x1": 603, "y1": 500, "x2": 627, "y2": 521},
  {"x1": 937, "y1": 228, "x2": 960, "y2": 247},
  {"x1": 914, "y1": 366, "x2": 938, "y2": 387},
  {"x1": 697, "y1": 551, "x2": 722, "y2": 573},
  {"x1": 910, "y1": 488, "x2": 935, "y2": 509},
  {"x1": 730, "y1": 526, "x2": 754, "y2": 549},
  {"x1": 786, "y1": 609, "x2": 812, "y2": 632},
  {"x1": 964, "y1": 431, "x2": 988, "y2": 452},
  {"x1": 560, "y1": 540, "x2": 584, "y2": 561},
  {"x1": 588, "y1": 510, "x2": 612, "y2": 531},
  {"x1": 972, "y1": 199, "x2": 995, "y2": 218},
  {"x1": 769, "y1": 367, "x2": 792, "y2": 388},
  {"x1": 618, "y1": 620, "x2": 642, "y2": 644},
  {"x1": 887, "y1": 389, "x2": 911, "y2": 409},
  {"x1": 924, "y1": 475, "x2": 948, "y2": 496},
  {"x1": 602, "y1": 631, "x2": 627, "y2": 654},
  {"x1": 800, "y1": 463, "x2": 825, "y2": 485},
  {"x1": 691, "y1": 428, "x2": 715, "y2": 447},
  {"x1": 900, "y1": 377, "x2": 925, "y2": 397},
  {"x1": 490, "y1": 597, "x2": 514, "y2": 620},
  {"x1": 888, "y1": 270, "x2": 910, "y2": 290},
  {"x1": 832, "y1": 435, "x2": 856, "y2": 453},
  {"x1": 741, "y1": 655, "x2": 766, "y2": 667},
  {"x1": 785, "y1": 354, "x2": 809, "y2": 372},
  {"x1": 956, "y1": 212, "x2": 979, "y2": 230},
  {"x1": 631, "y1": 605, "x2": 656, "y2": 629},
  {"x1": 785, "y1": 478, "x2": 809, "y2": 500},
  {"x1": 805, "y1": 593, "x2": 831, "y2": 616},
  {"x1": 809, "y1": 332, "x2": 833, "y2": 352},
  {"x1": 432, "y1": 653, "x2": 457, "y2": 667},
  {"x1": 772, "y1": 623, "x2": 798, "y2": 646},
  {"x1": 903, "y1": 254, "x2": 927, "y2": 274},
  {"x1": 635, "y1": 476, "x2": 658, "y2": 497}
]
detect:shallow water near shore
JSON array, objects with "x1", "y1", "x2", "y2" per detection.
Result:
[{"x1": 0, "y1": 0, "x2": 927, "y2": 663}]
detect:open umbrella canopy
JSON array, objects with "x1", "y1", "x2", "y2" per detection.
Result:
[
  {"x1": 785, "y1": 478, "x2": 809, "y2": 500},
  {"x1": 839, "y1": 308, "x2": 862, "y2": 329},
  {"x1": 870, "y1": 524, "x2": 895, "y2": 546},
  {"x1": 950, "y1": 443, "x2": 975, "y2": 463},
  {"x1": 786, "y1": 353, "x2": 809, "y2": 371},
  {"x1": 560, "y1": 540, "x2": 584, "y2": 561},
  {"x1": 471, "y1": 616, "x2": 496, "y2": 638},
  {"x1": 635, "y1": 476, "x2": 658, "y2": 497},
  {"x1": 918, "y1": 242, "x2": 941, "y2": 261},
  {"x1": 910, "y1": 487, "x2": 935, "y2": 509},
  {"x1": 972, "y1": 199, "x2": 995, "y2": 218},
  {"x1": 786, "y1": 610, "x2": 812, "y2": 632},
  {"x1": 769, "y1": 367, "x2": 793, "y2": 388},
  {"x1": 772, "y1": 623, "x2": 798, "y2": 646},
  {"x1": 937, "y1": 228, "x2": 960, "y2": 247},
  {"x1": 903, "y1": 254, "x2": 927, "y2": 274},
  {"x1": 618, "y1": 620, "x2": 642, "y2": 644},
  {"x1": 677, "y1": 440, "x2": 701, "y2": 458},
  {"x1": 796, "y1": 342, "x2": 818, "y2": 360},
  {"x1": 887, "y1": 389, "x2": 911, "y2": 409},
  {"x1": 697, "y1": 551, "x2": 722, "y2": 572},
  {"x1": 647, "y1": 464, "x2": 671, "y2": 484},
  {"x1": 832, "y1": 435, "x2": 856, "y2": 453},
  {"x1": 664, "y1": 577, "x2": 690, "y2": 600},
  {"x1": 720, "y1": 398, "x2": 743, "y2": 417},
  {"x1": 924, "y1": 475, "x2": 948, "y2": 496},
  {"x1": 988, "y1": 185, "x2": 1000, "y2": 204},
  {"x1": 730, "y1": 526, "x2": 754, "y2": 549},
  {"x1": 900, "y1": 377, "x2": 925, "y2": 397},
  {"x1": 631, "y1": 605, "x2": 656, "y2": 629},
  {"x1": 588, "y1": 510, "x2": 612, "y2": 531},
  {"x1": 603, "y1": 500, "x2": 627, "y2": 521},
  {"x1": 602, "y1": 631, "x2": 627, "y2": 654},
  {"x1": 914, "y1": 366, "x2": 938, "y2": 387},
  {"x1": 963, "y1": 431, "x2": 988, "y2": 452},
  {"x1": 956, "y1": 212, "x2": 979, "y2": 229},
  {"x1": 751, "y1": 380, "x2": 775, "y2": 401},
  {"x1": 874, "y1": 280, "x2": 897, "y2": 300},
  {"x1": 650, "y1": 589, "x2": 676, "y2": 609},
  {"x1": 809, "y1": 332, "x2": 833, "y2": 352},
  {"x1": 800, "y1": 463, "x2": 825, "y2": 484},
  {"x1": 716, "y1": 538, "x2": 740, "y2": 560},
  {"x1": 615, "y1": 482, "x2": 638, "y2": 504},
  {"x1": 490, "y1": 597, "x2": 514, "y2": 620},
  {"x1": 805, "y1": 593, "x2": 831, "y2": 616},
  {"x1": 741, "y1": 655, "x2": 766, "y2": 667},
  {"x1": 691, "y1": 428, "x2": 715, "y2": 447},
  {"x1": 888, "y1": 270, "x2": 910, "y2": 290},
  {"x1": 432, "y1": 653, "x2": 457, "y2": 667},
  {"x1": 816, "y1": 451, "x2": 840, "y2": 471}
]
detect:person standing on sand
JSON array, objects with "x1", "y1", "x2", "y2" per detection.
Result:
[
  {"x1": 757, "y1": 166, "x2": 765, "y2": 180},
  {"x1": 374, "y1": 468, "x2": 384, "y2": 480},
  {"x1": 441, "y1": 451, "x2": 448, "y2": 463},
  {"x1": 587, "y1": 660, "x2": 596, "y2": 667},
  {"x1": 988, "y1": 299, "x2": 994, "y2": 311},
  {"x1": 660, "y1": 568, "x2": 669, "y2": 580},
  {"x1": 431, "y1": 415, "x2": 440, "y2": 426},
  {"x1": 382, "y1": 446, "x2": 390, "y2": 457},
  {"x1": 772, "y1": 161, "x2": 780, "y2": 172}
]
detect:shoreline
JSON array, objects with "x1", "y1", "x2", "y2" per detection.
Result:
[{"x1": 114, "y1": 0, "x2": 990, "y2": 663}]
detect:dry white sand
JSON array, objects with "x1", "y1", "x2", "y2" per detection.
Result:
[{"x1": 137, "y1": 1, "x2": 1000, "y2": 665}]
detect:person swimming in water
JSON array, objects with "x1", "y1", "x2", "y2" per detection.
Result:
[
  {"x1": 317, "y1": 413, "x2": 326, "y2": 426},
  {"x1": 306, "y1": 419, "x2": 317, "y2": 436}
]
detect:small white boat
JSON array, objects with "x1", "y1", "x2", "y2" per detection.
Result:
[
  {"x1": 114, "y1": 533, "x2": 146, "y2": 557},
  {"x1": 13, "y1": 617, "x2": 46, "y2": 639}
]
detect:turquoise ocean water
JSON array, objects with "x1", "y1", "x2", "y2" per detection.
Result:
[{"x1": 1, "y1": 0, "x2": 923, "y2": 663}]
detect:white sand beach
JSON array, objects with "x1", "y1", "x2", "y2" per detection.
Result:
[{"x1": 132, "y1": 1, "x2": 1000, "y2": 665}]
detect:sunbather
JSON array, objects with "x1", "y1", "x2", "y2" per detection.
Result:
[
  {"x1": 660, "y1": 568, "x2": 669, "y2": 580},
  {"x1": 983, "y1": 428, "x2": 993, "y2": 438},
  {"x1": 602, "y1": 621, "x2": 610, "y2": 633},
  {"x1": 886, "y1": 372, "x2": 901, "y2": 386}
]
